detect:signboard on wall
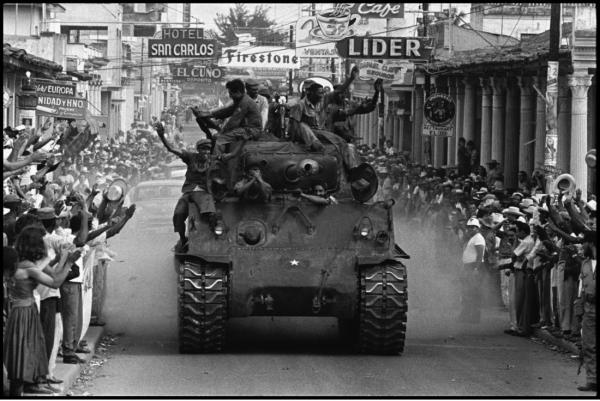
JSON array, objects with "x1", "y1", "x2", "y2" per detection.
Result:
[
  {"x1": 166, "y1": 63, "x2": 224, "y2": 83},
  {"x1": 219, "y1": 47, "x2": 299, "y2": 69},
  {"x1": 336, "y1": 37, "x2": 434, "y2": 60},
  {"x1": 422, "y1": 93, "x2": 455, "y2": 137},
  {"x1": 32, "y1": 80, "x2": 76, "y2": 97},
  {"x1": 335, "y1": 3, "x2": 405, "y2": 18},
  {"x1": 32, "y1": 78, "x2": 87, "y2": 119}
]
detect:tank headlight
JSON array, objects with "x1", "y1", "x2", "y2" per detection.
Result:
[
  {"x1": 360, "y1": 228, "x2": 369, "y2": 237},
  {"x1": 214, "y1": 225, "x2": 224, "y2": 236},
  {"x1": 354, "y1": 217, "x2": 373, "y2": 240}
]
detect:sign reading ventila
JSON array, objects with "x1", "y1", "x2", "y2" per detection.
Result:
[{"x1": 336, "y1": 37, "x2": 433, "y2": 60}]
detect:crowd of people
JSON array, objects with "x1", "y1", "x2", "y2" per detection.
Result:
[
  {"x1": 361, "y1": 141, "x2": 597, "y2": 392},
  {"x1": 2, "y1": 116, "x2": 155, "y2": 396},
  {"x1": 3, "y1": 68, "x2": 596, "y2": 394}
]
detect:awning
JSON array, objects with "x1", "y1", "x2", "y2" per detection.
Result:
[{"x1": 3, "y1": 43, "x2": 63, "y2": 75}]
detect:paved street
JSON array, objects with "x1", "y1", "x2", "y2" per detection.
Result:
[{"x1": 93, "y1": 217, "x2": 585, "y2": 397}]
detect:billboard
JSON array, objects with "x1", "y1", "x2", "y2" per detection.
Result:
[
  {"x1": 336, "y1": 37, "x2": 434, "y2": 60},
  {"x1": 219, "y1": 46, "x2": 299, "y2": 69},
  {"x1": 422, "y1": 93, "x2": 455, "y2": 137},
  {"x1": 32, "y1": 79, "x2": 87, "y2": 119}
]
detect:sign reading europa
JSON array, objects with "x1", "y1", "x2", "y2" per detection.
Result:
[
  {"x1": 336, "y1": 37, "x2": 434, "y2": 60},
  {"x1": 32, "y1": 80, "x2": 76, "y2": 97}
]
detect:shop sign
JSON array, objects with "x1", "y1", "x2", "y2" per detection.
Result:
[
  {"x1": 336, "y1": 37, "x2": 433, "y2": 60},
  {"x1": 422, "y1": 93, "x2": 455, "y2": 137},
  {"x1": 36, "y1": 95, "x2": 87, "y2": 119},
  {"x1": 357, "y1": 60, "x2": 396, "y2": 81},
  {"x1": 335, "y1": 3, "x2": 404, "y2": 19},
  {"x1": 295, "y1": 6, "x2": 363, "y2": 57},
  {"x1": 219, "y1": 47, "x2": 299, "y2": 69},
  {"x1": 148, "y1": 38, "x2": 216, "y2": 58},
  {"x1": 32, "y1": 79, "x2": 76, "y2": 97},
  {"x1": 169, "y1": 63, "x2": 224, "y2": 82}
]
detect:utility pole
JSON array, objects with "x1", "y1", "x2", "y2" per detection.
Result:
[
  {"x1": 289, "y1": 24, "x2": 294, "y2": 96},
  {"x1": 543, "y1": 3, "x2": 561, "y2": 186},
  {"x1": 140, "y1": 37, "x2": 145, "y2": 122}
]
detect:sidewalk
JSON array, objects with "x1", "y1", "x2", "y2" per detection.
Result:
[
  {"x1": 532, "y1": 327, "x2": 580, "y2": 356},
  {"x1": 22, "y1": 326, "x2": 105, "y2": 397}
]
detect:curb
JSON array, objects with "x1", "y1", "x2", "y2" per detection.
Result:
[
  {"x1": 533, "y1": 328, "x2": 580, "y2": 355},
  {"x1": 23, "y1": 326, "x2": 105, "y2": 396}
]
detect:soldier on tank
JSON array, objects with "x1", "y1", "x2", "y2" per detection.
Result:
[
  {"x1": 299, "y1": 184, "x2": 337, "y2": 206},
  {"x1": 192, "y1": 79, "x2": 263, "y2": 156},
  {"x1": 287, "y1": 83, "x2": 358, "y2": 175},
  {"x1": 154, "y1": 123, "x2": 230, "y2": 253},
  {"x1": 233, "y1": 162, "x2": 272, "y2": 203}
]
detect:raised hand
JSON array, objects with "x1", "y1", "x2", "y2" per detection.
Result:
[
  {"x1": 350, "y1": 65, "x2": 359, "y2": 80},
  {"x1": 153, "y1": 122, "x2": 164, "y2": 136},
  {"x1": 374, "y1": 78, "x2": 383, "y2": 91},
  {"x1": 31, "y1": 151, "x2": 49, "y2": 162}
]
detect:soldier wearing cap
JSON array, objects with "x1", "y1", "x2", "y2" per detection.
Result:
[
  {"x1": 574, "y1": 230, "x2": 596, "y2": 392},
  {"x1": 154, "y1": 123, "x2": 233, "y2": 252},
  {"x1": 233, "y1": 161, "x2": 272, "y2": 203},
  {"x1": 245, "y1": 79, "x2": 269, "y2": 131},
  {"x1": 191, "y1": 79, "x2": 263, "y2": 156}
]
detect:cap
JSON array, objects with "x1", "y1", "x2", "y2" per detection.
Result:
[
  {"x1": 466, "y1": 217, "x2": 480, "y2": 228},
  {"x1": 502, "y1": 206, "x2": 524, "y2": 217},
  {"x1": 519, "y1": 198, "x2": 535, "y2": 209},
  {"x1": 512, "y1": 192, "x2": 524, "y2": 199},
  {"x1": 196, "y1": 139, "x2": 212, "y2": 149},
  {"x1": 245, "y1": 79, "x2": 259, "y2": 88},
  {"x1": 37, "y1": 207, "x2": 58, "y2": 220},
  {"x1": 3, "y1": 193, "x2": 22, "y2": 204},
  {"x1": 14, "y1": 125, "x2": 27, "y2": 131}
]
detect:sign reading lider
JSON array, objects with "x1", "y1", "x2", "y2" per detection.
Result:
[
  {"x1": 336, "y1": 37, "x2": 433, "y2": 60},
  {"x1": 422, "y1": 93, "x2": 455, "y2": 137},
  {"x1": 149, "y1": 38, "x2": 215, "y2": 58},
  {"x1": 36, "y1": 95, "x2": 87, "y2": 119}
]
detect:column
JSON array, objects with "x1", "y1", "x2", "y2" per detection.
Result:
[
  {"x1": 479, "y1": 77, "x2": 493, "y2": 166},
  {"x1": 447, "y1": 77, "x2": 457, "y2": 166},
  {"x1": 433, "y1": 77, "x2": 446, "y2": 167},
  {"x1": 462, "y1": 77, "x2": 476, "y2": 143},
  {"x1": 490, "y1": 76, "x2": 506, "y2": 165},
  {"x1": 556, "y1": 76, "x2": 571, "y2": 173},
  {"x1": 412, "y1": 84, "x2": 424, "y2": 164},
  {"x1": 532, "y1": 76, "x2": 546, "y2": 171},
  {"x1": 454, "y1": 77, "x2": 465, "y2": 159},
  {"x1": 503, "y1": 77, "x2": 520, "y2": 189},
  {"x1": 517, "y1": 76, "x2": 535, "y2": 175},
  {"x1": 588, "y1": 77, "x2": 596, "y2": 193},
  {"x1": 568, "y1": 74, "x2": 592, "y2": 198}
]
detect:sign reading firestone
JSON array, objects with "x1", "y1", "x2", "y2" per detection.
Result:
[{"x1": 336, "y1": 37, "x2": 433, "y2": 60}]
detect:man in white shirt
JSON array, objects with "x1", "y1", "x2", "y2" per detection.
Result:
[
  {"x1": 459, "y1": 217, "x2": 486, "y2": 323},
  {"x1": 511, "y1": 220, "x2": 536, "y2": 336}
]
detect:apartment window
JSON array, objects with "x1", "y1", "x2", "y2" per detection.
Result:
[{"x1": 133, "y1": 3, "x2": 145, "y2": 13}]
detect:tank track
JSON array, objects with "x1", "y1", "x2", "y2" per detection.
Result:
[
  {"x1": 358, "y1": 261, "x2": 407, "y2": 355},
  {"x1": 178, "y1": 261, "x2": 229, "y2": 353}
]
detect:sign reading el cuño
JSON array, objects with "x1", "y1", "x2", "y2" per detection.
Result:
[
  {"x1": 335, "y1": 3, "x2": 404, "y2": 18},
  {"x1": 167, "y1": 63, "x2": 224, "y2": 83},
  {"x1": 423, "y1": 93, "x2": 455, "y2": 137},
  {"x1": 336, "y1": 37, "x2": 434, "y2": 60}
]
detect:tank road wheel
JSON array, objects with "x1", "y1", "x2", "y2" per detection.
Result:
[
  {"x1": 178, "y1": 261, "x2": 229, "y2": 353},
  {"x1": 358, "y1": 261, "x2": 407, "y2": 355}
]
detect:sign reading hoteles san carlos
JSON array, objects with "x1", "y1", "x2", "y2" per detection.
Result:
[
  {"x1": 33, "y1": 79, "x2": 87, "y2": 119},
  {"x1": 149, "y1": 28, "x2": 216, "y2": 58},
  {"x1": 423, "y1": 93, "x2": 456, "y2": 137},
  {"x1": 336, "y1": 37, "x2": 434, "y2": 60}
]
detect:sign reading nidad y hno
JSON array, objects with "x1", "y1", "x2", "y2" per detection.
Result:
[{"x1": 33, "y1": 79, "x2": 87, "y2": 119}]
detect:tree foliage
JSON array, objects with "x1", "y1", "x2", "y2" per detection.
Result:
[{"x1": 213, "y1": 4, "x2": 286, "y2": 46}]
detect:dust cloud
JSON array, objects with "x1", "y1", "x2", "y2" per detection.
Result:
[{"x1": 394, "y1": 211, "x2": 506, "y2": 340}]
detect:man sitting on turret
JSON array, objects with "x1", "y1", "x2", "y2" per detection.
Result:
[
  {"x1": 233, "y1": 162, "x2": 272, "y2": 203},
  {"x1": 154, "y1": 122, "x2": 230, "y2": 252},
  {"x1": 193, "y1": 79, "x2": 262, "y2": 155}
]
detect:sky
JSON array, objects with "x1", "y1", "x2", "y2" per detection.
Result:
[{"x1": 189, "y1": 3, "x2": 304, "y2": 34}]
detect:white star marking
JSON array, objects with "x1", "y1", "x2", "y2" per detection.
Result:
[{"x1": 290, "y1": 259, "x2": 299, "y2": 266}]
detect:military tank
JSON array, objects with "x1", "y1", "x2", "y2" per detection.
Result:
[{"x1": 174, "y1": 139, "x2": 409, "y2": 355}]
